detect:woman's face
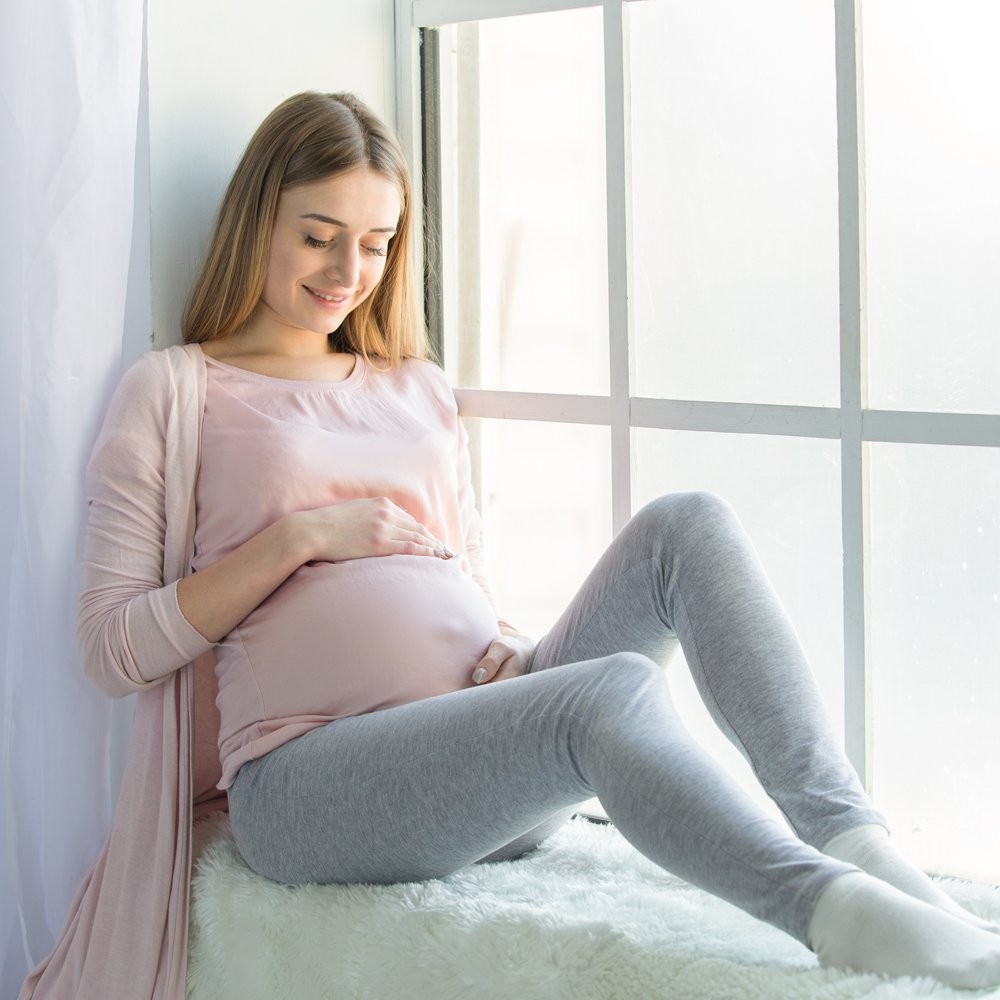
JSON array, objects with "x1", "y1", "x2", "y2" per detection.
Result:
[{"x1": 256, "y1": 168, "x2": 401, "y2": 340}]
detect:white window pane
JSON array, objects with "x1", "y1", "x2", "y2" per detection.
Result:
[
  {"x1": 473, "y1": 419, "x2": 612, "y2": 638},
  {"x1": 629, "y1": 1, "x2": 839, "y2": 406},
  {"x1": 635, "y1": 430, "x2": 844, "y2": 819},
  {"x1": 439, "y1": 9, "x2": 609, "y2": 395},
  {"x1": 870, "y1": 443, "x2": 1000, "y2": 881},
  {"x1": 865, "y1": 2, "x2": 1000, "y2": 413}
]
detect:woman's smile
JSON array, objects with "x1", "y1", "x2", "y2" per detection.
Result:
[{"x1": 303, "y1": 284, "x2": 351, "y2": 308}]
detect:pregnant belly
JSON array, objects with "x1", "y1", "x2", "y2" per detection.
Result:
[{"x1": 223, "y1": 554, "x2": 500, "y2": 720}]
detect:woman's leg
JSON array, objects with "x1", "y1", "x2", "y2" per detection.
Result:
[
  {"x1": 228, "y1": 653, "x2": 854, "y2": 945},
  {"x1": 528, "y1": 491, "x2": 882, "y2": 849},
  {"x1": 530, "y1": 491, "x2": 999, "y2": 934}
]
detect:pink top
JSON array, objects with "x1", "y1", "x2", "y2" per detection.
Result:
[{"x1": 193, "y1": 355, "x2": 500, "y2": 788}]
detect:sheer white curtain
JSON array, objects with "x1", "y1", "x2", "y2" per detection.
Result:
[{"x1": 0, "y1": 0, "x2": 144, "y2": 993}]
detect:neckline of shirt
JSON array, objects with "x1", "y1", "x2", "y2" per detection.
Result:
[{"x1": 201, "y1": 350, "x2": 367, "y2": 391}]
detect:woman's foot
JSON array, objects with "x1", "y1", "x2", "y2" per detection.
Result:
[
  {"x1": 823, "y1": 824, "x2": 999, "y2": 934},
  {"x1": 808, "y1": 872, "x2": 1000, "y2": 990}
]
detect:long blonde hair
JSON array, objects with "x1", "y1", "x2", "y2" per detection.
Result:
[{"x1": 183, "y1": 91, "x2": 427, "y2": 366}]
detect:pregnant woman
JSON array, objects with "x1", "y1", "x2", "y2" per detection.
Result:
[{"x1": 21, "y1": 91, "x2": 1000, "y2": 999}]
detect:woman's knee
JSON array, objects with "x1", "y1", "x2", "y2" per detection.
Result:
[
  {"x1": 629, "y1": 491, "x2": 743, "y2": 556},
  {"x1": 574, "y1": 651, "x2": 667, "y2": 711},
  {"x1": 637, "y1": 491, "x2": 736, "y2": 531},
  {"x1": 613, "y1": 649, "x2": 663, "y2": 680},
  {"x1": 566, "y1": 653, "x2": 678, "y2": 752}
]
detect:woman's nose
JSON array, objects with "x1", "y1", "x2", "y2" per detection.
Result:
[{"x1": 324, "y1": 245, "x2": 361, "y2": 288}]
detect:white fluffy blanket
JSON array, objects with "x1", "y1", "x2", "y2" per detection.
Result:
[{"x1": 187, "y1": 814, "x2": 1000, "y2": 999}]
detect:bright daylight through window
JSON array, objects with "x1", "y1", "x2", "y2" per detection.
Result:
[{"x1": 406, "y1": 0, "x2": 1000, "y2": 881}]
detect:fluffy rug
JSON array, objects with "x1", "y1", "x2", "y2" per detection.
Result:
[{"x1": 186, "y1": 814, "x2": 1000, "y2": 999}]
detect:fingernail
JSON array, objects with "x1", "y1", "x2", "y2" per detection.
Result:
[
  {"x1": 443, "y1": 548, "x2": 455, "y2": 559},
  {"x1": 472, "y1": 667, "x2": 488, "y2": 685}
]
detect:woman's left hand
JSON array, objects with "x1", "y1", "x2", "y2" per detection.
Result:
[{"x1": 471, "y1": 630, "x2": 536, "y2": 685}]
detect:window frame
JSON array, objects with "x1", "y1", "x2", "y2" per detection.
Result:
[{"x1": 393, "y1": 0, "x2": 1000, "y2": 789}]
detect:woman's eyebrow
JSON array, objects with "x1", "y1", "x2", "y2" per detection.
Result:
[{"x1": 299, "y1": 212, "x2": 396, "y2": 234}]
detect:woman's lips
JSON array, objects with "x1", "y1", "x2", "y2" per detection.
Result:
[{"x1": 305, "y1": 285, "x2": 350, "y2": 307}]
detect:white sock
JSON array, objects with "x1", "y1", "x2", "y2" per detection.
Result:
[
  {"x1": 823, "y1": 824, "x2": 999, "y2": 934},
  {"x1": 808, "y1": 872, "x2": 1000, "y2": 989}
]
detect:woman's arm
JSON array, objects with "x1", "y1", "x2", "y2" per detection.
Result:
[
  {"x1": 176, "y1": 497, "x2": 450, "y2": 643},
  {"x1": 78, "y1": 354, "x2": 213, "y2": 697}
]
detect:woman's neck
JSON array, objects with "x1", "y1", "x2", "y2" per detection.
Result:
[{"x1": 199, "y1": 334, "x2": 358, "y2": 383}]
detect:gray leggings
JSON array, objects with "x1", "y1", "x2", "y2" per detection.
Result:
[{"x1": 228, "y1": 492, "x2": 883, "y2": 945}]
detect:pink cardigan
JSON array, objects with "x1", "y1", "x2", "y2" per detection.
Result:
[{"x1": 21, "y1": 345, "x2": 226, "y2": 1000}]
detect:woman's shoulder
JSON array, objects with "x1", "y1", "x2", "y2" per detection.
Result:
[
  {"x1": 389, "y1": 356, "x2": 458, "y2": 416},
  {"x1": 99, "y1": 344, "x2": 203, "y2": 431},
  {"x1": 396, "y1": 355, "x2": 453, "y2": 395},
  {"x1": 114, "y1": 343, "x2": 202, "y2": 397},
  {"x1": 125, "y1": 343, "x2": 201, "y2": 381}
]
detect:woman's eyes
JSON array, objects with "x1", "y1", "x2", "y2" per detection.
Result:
[{"x1": 303, "y1": 234, "x2": 388, "y2": 257}]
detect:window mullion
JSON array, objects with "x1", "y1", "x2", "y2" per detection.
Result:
[
  {"x1": 414, "y1": 0, "x2": 600, "y2": 28},
  {"x1": 835, "y1": 0, "x2": 871, "y2": 789},
  {"x1": 603, "y1": 0, "x2": 633, "y2": 533},
  {"x1": 863, "y1": 410, "x2": 1000, "y2": 448},
  {"x1": 420, "y1": 27, "x2": 444, "y2": 361}
]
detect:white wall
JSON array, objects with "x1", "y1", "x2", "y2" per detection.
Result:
[{"x1": 147, "y1": 0, "x2": 397, "y2": 349}]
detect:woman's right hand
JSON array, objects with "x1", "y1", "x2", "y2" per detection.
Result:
[
  {"x1": 177, "y1": 497, "x2": 451, "y2": 644},
  {"x1": 291, "y1": 497, "x2": 454, "y2": 564}
]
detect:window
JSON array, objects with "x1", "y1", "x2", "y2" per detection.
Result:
[{"x1": 396, "y1": 0, "x2": 1000, "y2": 880}]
